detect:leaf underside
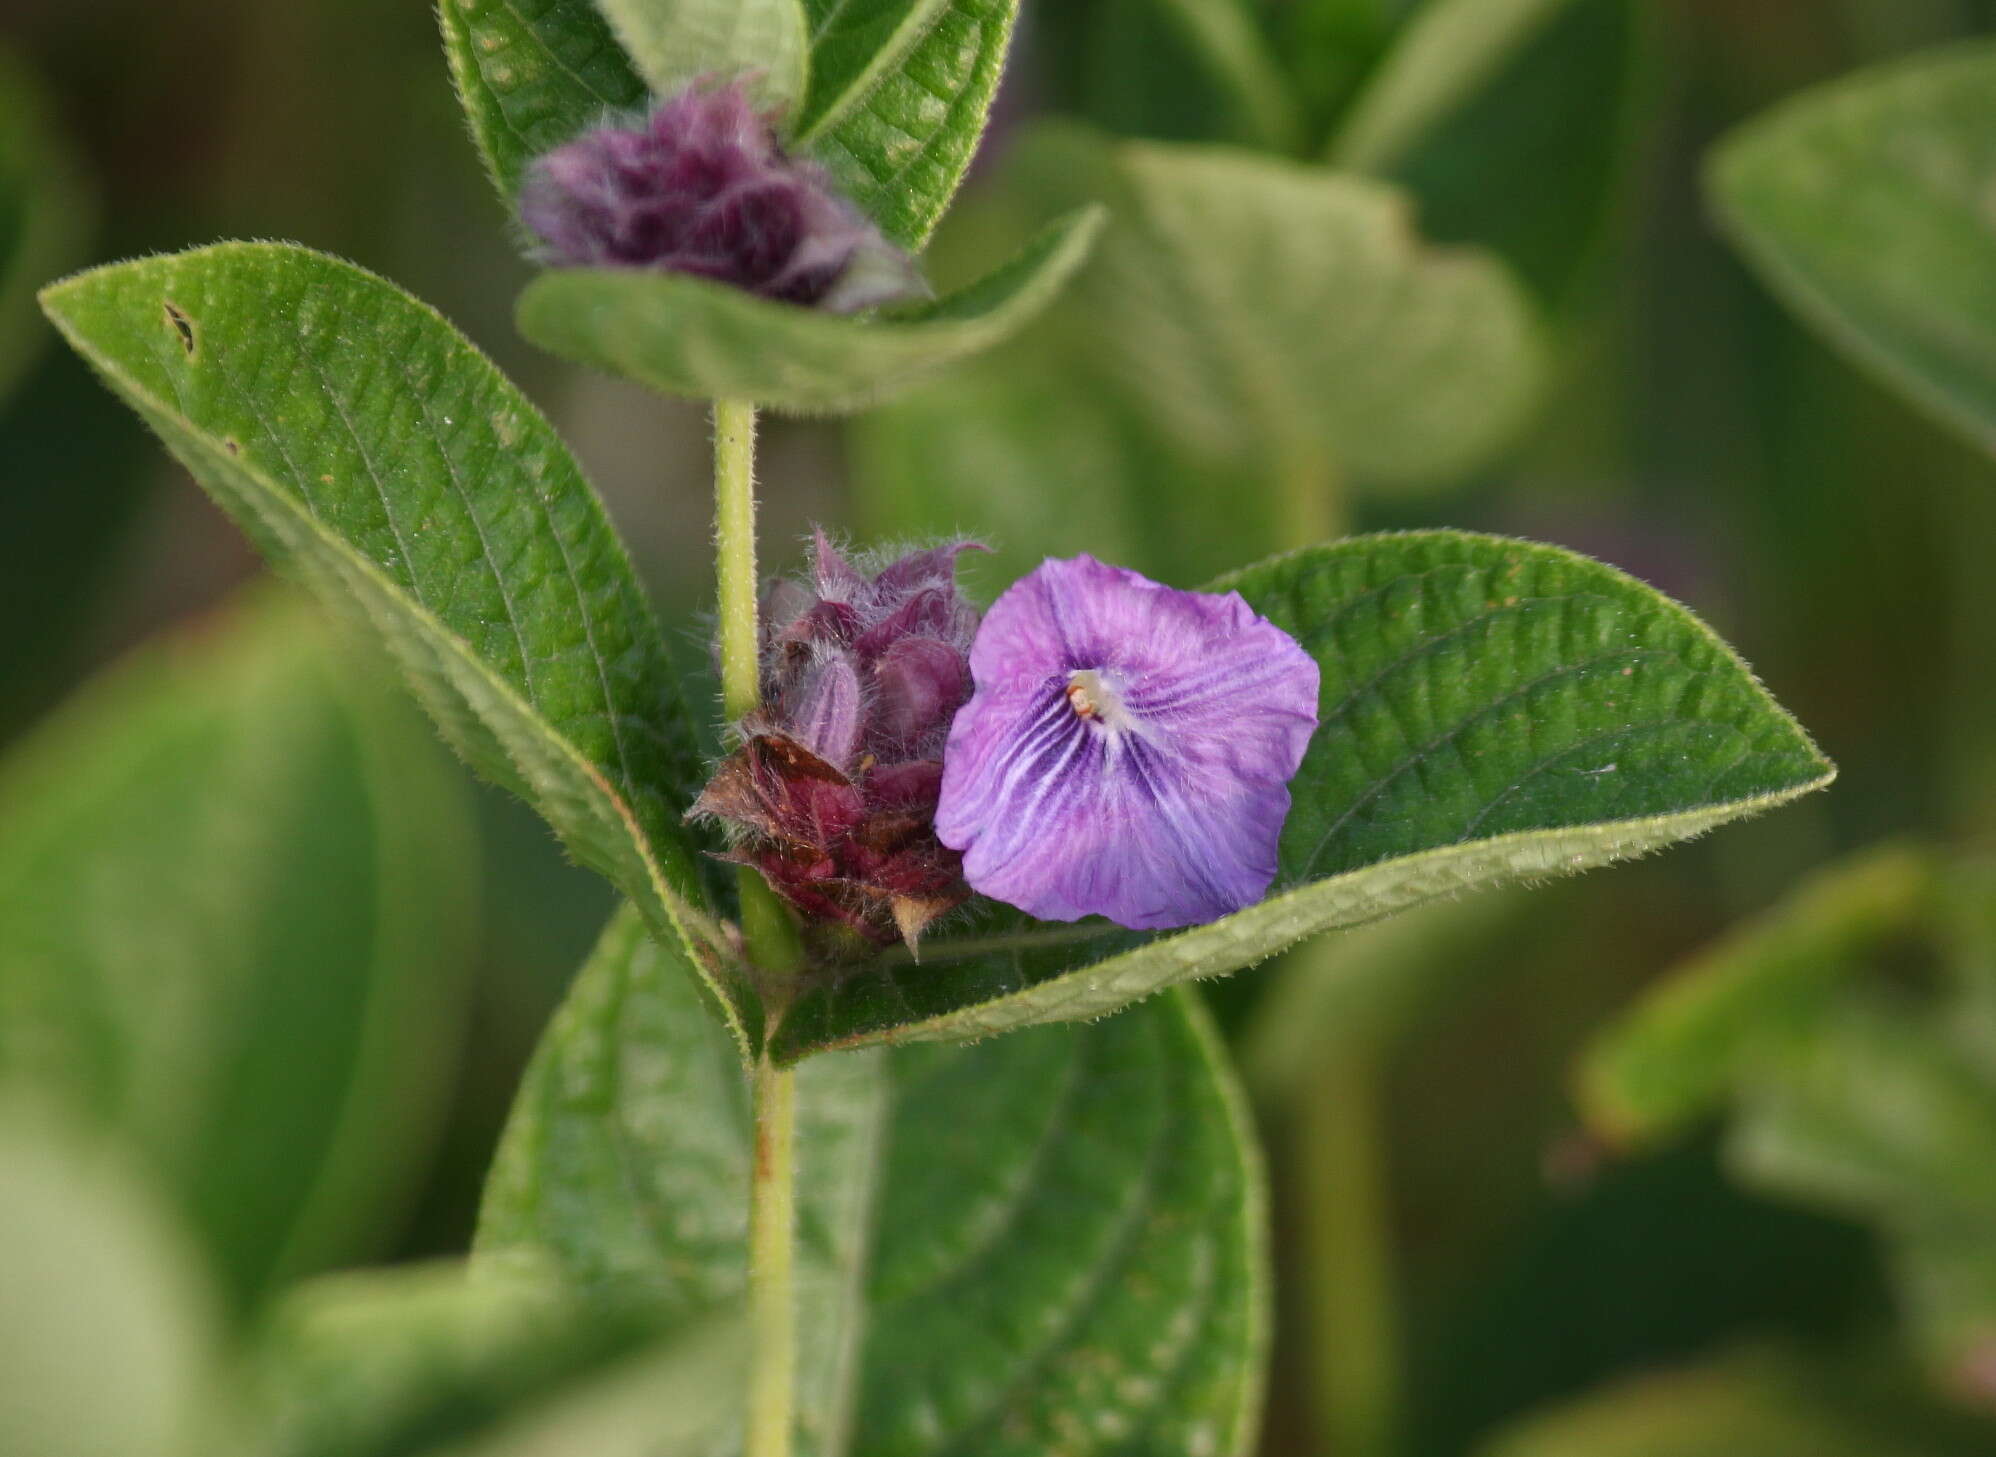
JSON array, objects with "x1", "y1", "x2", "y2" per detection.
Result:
[
  {"x1": 772, "y1": 531, "x2": 1832, "y2": 1063},
  {"x1": 477, "y1": 904, "x2": 1268, "y2": 1457}
]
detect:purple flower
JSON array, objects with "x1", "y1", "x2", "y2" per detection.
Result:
[
  {"x1": 936, "y1": 556, "x2": 1319, "y2": 930},
  {"x1": 692, "y1": 532, "x2": 983, "y2": 952},
  {"x1": 518, "y1": 81, "x2": 923, "y2": 312}
]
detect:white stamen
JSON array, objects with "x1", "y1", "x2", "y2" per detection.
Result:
[{"x1": 1066, "y1": 668, "x2": 1133, "y2": 731}]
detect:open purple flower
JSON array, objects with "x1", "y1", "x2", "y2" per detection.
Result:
[
  {"x1": 936, "y1": 556, "x2": 1319, "y2": 930},
  {"x1": 518, "y1": 80, "x2": 923, "y2": 312}
]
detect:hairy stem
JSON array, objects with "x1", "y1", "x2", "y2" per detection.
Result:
[
  {"x1": 713, "y1": 397, "x2": 802, "y2": 1457},
  {"x1": 746, "y1": 1054, "x2": 799, "y2": 1457}
]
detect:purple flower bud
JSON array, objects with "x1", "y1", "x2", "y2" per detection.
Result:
[
  {"x1": 518, "y1": 81, "x2": 924, "y2": 313},
  {"x1": 692, "y1": 532, "x2": 986, "y2": 951},
  {"x1": 935, "y1": 556, "x2": 1320, "y2": 931}
]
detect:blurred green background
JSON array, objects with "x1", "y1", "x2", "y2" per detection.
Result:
[{"x1": 6, "y1": 1, "x2": 1996, "y2": 1453}]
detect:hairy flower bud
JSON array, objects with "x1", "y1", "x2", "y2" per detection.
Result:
[
  {"x1": 692, "y1": 532, "x2": 983, "y2": 952},
  {"x1": 518, "y1": 81, "x2": 923, "y2": 312}
]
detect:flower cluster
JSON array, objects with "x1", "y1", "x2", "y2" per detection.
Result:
[
  {"x1": 937, "y1": 555, "x2": 1320, "y2": 930},
  {"x1": 693, "y1": 533, "x2": 982, "y2": 952},
  {"x1": 518, "y1": 81, "x2": 922, "y2": 312}
]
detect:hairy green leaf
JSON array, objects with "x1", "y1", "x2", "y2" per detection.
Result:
[
  {"x1": 1577, "y1": 844, "x2": 1935, "y2": 1147},
  {"x1": 515, "y1": 206, "x2": 1100, "y2": 411},
  {"x1": 0, "y1": 46, "x2": 91, "y2": 404},
  {"x1": 38, "y1": 244, "x2": 755, "y2": 1054},
  {"x1": 1711, "y1": 40, "x2": 1996, "y2": 457},
  {"x1": 245, "y1": 1260, "x2": 740, "y2": 1457},
  {"x1": 0, "y1": 1106, "x2": 220, "y2": 1457},
  {"x1": 0, "y1": 596, "x2": 475, "y2": 1309},
  {"x1": 773, "y1": 531, "x2": 1833, "y2": 1061},
  {"x1": 801, "y1": 0, "x2": 1019, "y2": 249},
  {"x1": 438, "y1": 0, "x2": 650, "y2": 202},
  {"x1": 478, "y1": 905, "x2": 1268, "y2": 1457},
  {"x1": 1329, "y1": 0, "x2": 1580, "y2": 171},
  {"x1": 597, "y1": 0, "x2": 808, "y2": 115}
]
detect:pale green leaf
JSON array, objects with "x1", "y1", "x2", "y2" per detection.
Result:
[
  {"x1": 801, "y1": 0, "x2": 1020, "y2": 248},
  {"x1": 1711, "y1": 40, "x2": 1996, "y2": 457},
  {"x1": 0, "y1": 45, "x2": 91, "y2": 403},
  {"x1": 1576, "y1": 843, "x2": 1936, "y2": 1148},
  {"x1": 1329, "y1": 0, "x2": 1581, "y2": 172},
  {"x1": 0, "y1": 594, "x2": 477, "y2": 1308},
  {"x1": 1728, "y1": 1002, "x2": 1996, "y2": 1230},
  {"x1": 772, "y1": 531, "x2": 1832, "y2": 1062},
  {"x1": 38, "y1": 244, "x2": 756, "y2": 1055},
  {"x1": 477, "y1": 904, "x2": 1268, "y2": 1457},
  {"x1": 245, "y1": 1260, "x2": 741, "y2": 1457},
  {"x1": 596, "y1": 0, "x2": 809, "y2": 116},
  {"x1": 438, "y1": 0, "x2": 649, "y2": 202},
  {"x1": 0, "y1": 1106, "x2": 220, "y2": 1457},
  {"x1": 515, "y1": 206, "x2": 1101, "y2": 411}
]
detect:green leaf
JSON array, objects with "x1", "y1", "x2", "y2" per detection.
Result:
[
  {"x1": 950, "y1": 127, "x2": 1544, "y2": 488},
  {"x1": 1728, "y1": 1001, "x2": 1996, "y2": 1230},
  {"x1": 245, "y1": 1260, "x2": 741, "y2": 1457},
  {"x1": 0, "y1": 45, "x2": 92, "y2": 403},
  {"x1": 477, "y1": 904, "x2": 1269, "y2": 1457},
  {"x1": 1576, "y1": 843, "x2": 1936, "y2": 1148},
  {"x1": 1328, "y1": 0, "x2": 1581, "y2": 172},
  {"x1": 1710, "y1": 40, "x2": 1996, "y2": 458},
  {"x1": 772, "y1": 531, "x2": 1833, "y2": 1062},
  {"x1": 0, "y1": 1105, "x2": 221, "y2": 1457},
  {"x1": 0, "y1": 594, "x2": 476, "y2": 1309},
  {"x1": 37, "y1": 243, "x2": 755, "y2": 1054},
  {"x1": 514, "y1": 205, "x2": 1101, "y2": 411},
  {"x1": 1892, "y1": 1228, "x2": 1996, "y2": 1402},
  {"x1": 1144, "y1": 0, "x2": 1305, "y2": 152},
  {"x1": 800, "y1": 0, "x2": 1020, "y2": 249},
  {"x1": 597, "y1": 0, "x2": 809, "y2": 115},
  {"x1": 438, "y1": 0, "x2": 650, "y2": 202}
]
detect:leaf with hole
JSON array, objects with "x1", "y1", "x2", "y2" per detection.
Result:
[
  {"x1": 438, "y1": 0, "x2": 650, "y2": 202},
  {"x1": 0, "y1": 594, "x2": 476, "y2": 1310},
  {"x1": 772, "y1": 530, "x2": 1833, "y2": 1063},
  {"x1": 515, "y1": 205, "x2": 1101, "y2": 412},
  {"x1": 476, "y1": 904, "x2": 1268, "y2": 1457},
  {"x1": 1711, "y1": 40, "x2": 1996, "y2": 458},
  {"x1": 37, "y1": 243, "x2": 756, "y2": 1054}
]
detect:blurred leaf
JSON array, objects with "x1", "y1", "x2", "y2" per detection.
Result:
[
  {"x1": 1577, "y1": 843, "x2": 1936, "y2": 1147},
  {"x1": 438, "y1": 0, "x2": 649, "y2": 202},
  {"x1": 1144, "y1": 0, "x2": 1305, "y2": 150},
  {"x1": 1892, "y1": 1228, "x2": 1996, "y2": 1406},
  {"x1": 37, "y1": 244, "x2": 755, "y2": 1055},
  {"x1": 1330, "y1": 0, "x2": 1580, "y2": 171},
  {"x1": 515, "y1": 206, "x2": 1100, "y2": 411},
  {"x1": 1728, "y1": 1001, "x2": 1996, "y2": 1230},
  {"x1": 0, "y1": 46, "x2": 91, "y2": 406},
  {"x1": 1476, "y1": 1348, "x2": 1947, "y2": 1457},
  {"x1": 1711, "y1": 40, "x2": 1996, "y2": 457},
  {"x1": 0, "y1": 1105, "x2": 220, "y2": 1457},
  {"x1": 1388, "y1": 0, "x2": 1652, "y2": 306},
  {"x1": 800, "y1": 0, "x2": 1019, "y2": 249},
  {"x1": 598, "y1": 0, "x2": 808, "y2": 115},
  {"x1": 245, "y1": 1260, "x2": 740, "y2": 1457},
  {"x1": 0, "y1": 596, "x2": 475, "y2": 1308},
  {"x1": 478, "y1": 904, "x2": 1268, "y2": 1457},
  {"x1": 772, "y1": 531, "x2": 1834, "y2": 1060},
  {"x1": 977, "y1": 127, "x2": 1542, "y2": 486}
]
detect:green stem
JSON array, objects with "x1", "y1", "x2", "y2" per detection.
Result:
[
  {"x1": 1295, "y1": 1048, "x2": 1400, "y2": 1457},
  {"x1": 745, "y1": 1054, "x2": 798, "y2": 1457},
  {"x1": 712, "y1": 398, "x2": 802, "y2": 1457}
]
